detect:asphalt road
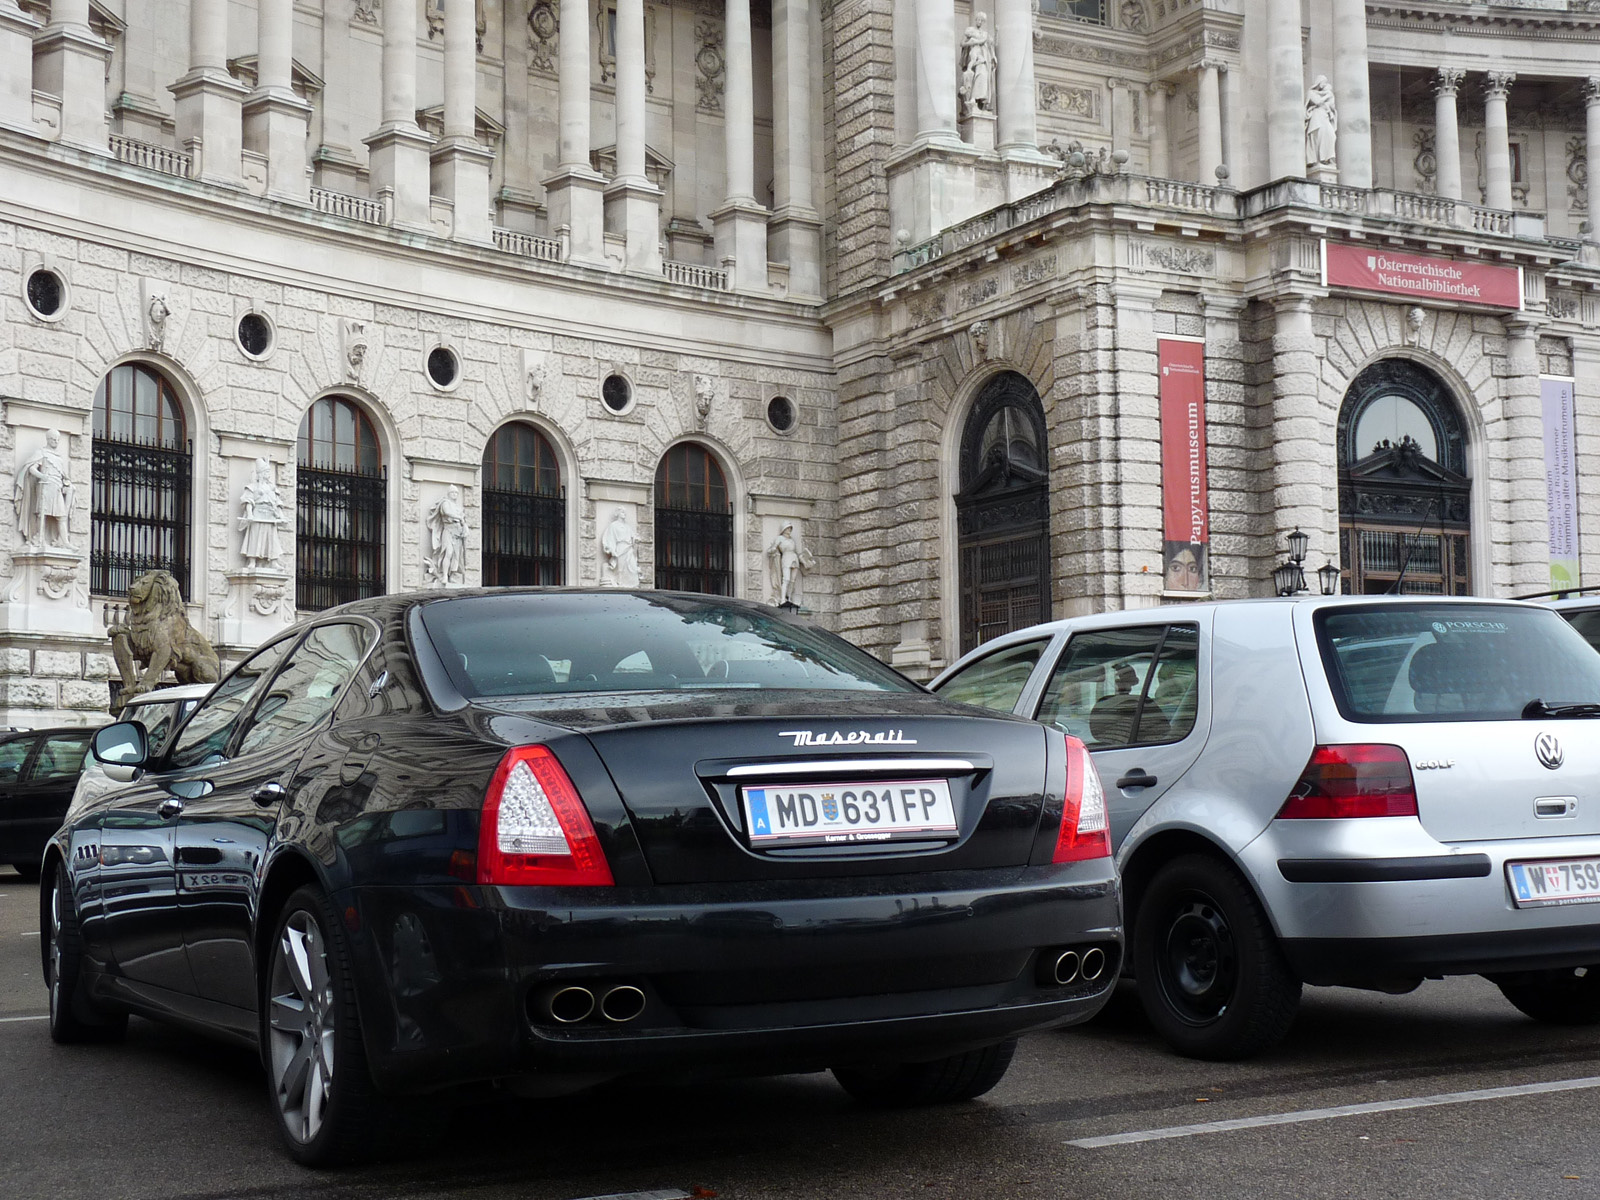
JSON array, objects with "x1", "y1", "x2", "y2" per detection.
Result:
[{"x1": 4, "y1": 863, "x2": 1600, "y2": 1200}]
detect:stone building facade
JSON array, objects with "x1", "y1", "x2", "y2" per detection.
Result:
[{"x1": 1, "y1": 0, "x2": 1599, "y2": 725}]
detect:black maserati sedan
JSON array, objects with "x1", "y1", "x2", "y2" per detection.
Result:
[{"x1": 42, "y1": 589, "x2": 1119, "y2": 1165}]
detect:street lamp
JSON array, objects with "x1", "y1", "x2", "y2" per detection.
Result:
[
  {"x1": 1287, "y1": 527, "x2": 1309, "y2": 566},
  {"x1": 1317, "y1": 561, "x2": 1341, "y2": 596},
  {"x1": 1274, "y1": 527, "x2": 1310, "y2": 596}
]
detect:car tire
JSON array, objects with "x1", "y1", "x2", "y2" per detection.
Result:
[
  {"x1": 1133, "y1": 853, "x2": 1301, "y2": 1061},
  {"x1": 12, "y1": 861, "x2": 41, "y2": 883},
  {"x1": 832, "y1": 1039, "x2": 1016, "y2": 1107},
  {"x1": 43, "y1": 865, "x2": 128, "y2": 1044},
  {"x1": 1495, "y1": 970, "x2": 1600, "y2": 1025},
  {"x1": 265, "y1": 885, "x2": 394, "y2": 1167}
]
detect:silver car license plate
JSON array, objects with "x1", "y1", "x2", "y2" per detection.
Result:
[
  {"x1": 1508, "y1": 858, "x2": 1600, "y2": 908},
  {"x1": 741, "y1": 778, "x2": 957, "y2": 846}
]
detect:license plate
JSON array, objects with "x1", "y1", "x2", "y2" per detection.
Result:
[
  {"x1": 1508, "y1": 858, "x2": 1600, "y2": 908},
  {"x1": 741, "y1": 778, "x2": 957, "y2": 846}
]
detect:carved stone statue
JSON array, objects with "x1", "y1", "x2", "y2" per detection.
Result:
[
  {"x1": 1305, "y1": 75, "x2": 1338, "y2": 170},
  {"x1": 765, "y1": 522, "x2": 816, "y2": 608},
  {"x1": 600, "y1": 507, "x2": 640, "y2": 588},
  {"x1": 146, "y1": 292, "x2": 170, "y2": 352},
  {"x1": 344, "y1": 319, "x2": 369, "y2": 385},
  {"x1": 693, "y1": 373, "x2": 714, "y2": 429},
  {"x1": 425, "y1": 485, "x2": 468, "y2": 586},
  {"x1": 14, "y1": 429, "x2": 74, "y2": 550},
  {"x1": 237, "y1": 457, "x2": 290, "y2": 569},
  {"x1": 108, "y1": 569, "x2": 221, "y2": 701},
  {"x1": 959, "y1": 13, "x2": 997, "y2": 119}
]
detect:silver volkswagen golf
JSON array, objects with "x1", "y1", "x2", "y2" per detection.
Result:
[{"x1": 933, "y1": 596, "x2": 1600, "y2": 1060}]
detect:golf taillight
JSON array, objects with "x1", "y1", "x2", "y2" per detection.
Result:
[
  {"x1": 1053, "y1": 733, "x2": 1111, "y2": 863},
  {"x1": 1278, "y1": 744, "x2": 1418, "y2": 819},
  {"x1": 477, "y1": 745, "x2": 614, "y2": 886}
]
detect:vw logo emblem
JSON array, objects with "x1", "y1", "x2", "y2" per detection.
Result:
[{"x1": 1536, "y1": 733, "x2": 1565, "y2": 771}]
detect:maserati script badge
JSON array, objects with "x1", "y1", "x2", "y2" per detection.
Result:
[
  {"x1": 1536, "y1": 732, "x2": 1565, "y2": 771},
  {"x1": 779, "y1": 729, "x2": 919, "y2": 748}
]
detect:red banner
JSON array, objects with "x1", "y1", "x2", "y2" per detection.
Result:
[
  {"x1": 1159, "y1": 339, "x2": 1209, "y2": 593},
  {"x1": 1323, "y1": 242, "x2": 1522, "y2": 310}
]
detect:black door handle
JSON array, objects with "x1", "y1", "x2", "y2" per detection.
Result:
[
  {"x1": 1116, "y1": 770, "x2": 1158, "y2": 790},
  {"x1": 252, "y1": 781, "x2": 287, "y2": 806}
]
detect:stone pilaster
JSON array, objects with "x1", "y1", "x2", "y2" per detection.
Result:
[
  {"x1": 544, "y1": 0, "x2": 607, "y2": 267},
  {"x1": 365, "y1": 0, "x2": 433, "y2": 231},
  {"x1": 1147, "y1": 82, "x2": 1172, "y2": 179},
  {"x1": 1270, "y1": 297, "x2": 1332, "y2": 586},
  {"x1": 1197, "y1": 61, "x2": 1223, "y2": 187},
  {"x1": 0, "y1": 1, "x2": 40, "y2": 134},
  {"x1": 711, "y1": 0, "x2": 769, "y2": 293},
  {"x1": 771, "y1": 0, "x2": 822, "y2": 300},
  {"x1": 1585, "y1": 77, "x2": 1600, "y2": 243},
  {"x1": 1500, "y1": 318, "x2": 1551, "y2": 594},
  {"x1": 430, "y1": 0, "x2": 493, "y2": 243},
  {"x1": 604, "y1": 0, "x2": 662, "y2": 275}
]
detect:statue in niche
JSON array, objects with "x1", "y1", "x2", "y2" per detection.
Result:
[
  {"x1": 1305, "y1": 76, "x2": 1338, "y2": 170},
  {"x1": 959, "y1": 13, "x2": 997, "y2": 118},
  {"x1": 693, "y1": 374, "x2": 714, "y2": 429},
  {"x1": 425, "y1": 485, "x2": 468, "y2": 586},
  {"x1": 344, "y1": 319, "x2": 369, "y2": 385},
  {"x1": 146, "y1": 292, "x2": 170, "y2": 352},
  {"x1": 765, "y1": 523, "x2": 816, "y2": 608},
  {"x1": 600, "y1": 507, "x2": 640, "y2": 588},
  {"x1": 14, "y1": 429, "x2": 74, "y2": 551},
  {"x1": 237, "y1": 457, "x2": 290, "y2": 569}
]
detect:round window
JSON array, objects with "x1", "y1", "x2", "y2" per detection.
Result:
[
  {"x1": 25, "y1": 268, "x2": 65, "y2": 319},
  {"x1": 237, "y1": 312, "x2": 274, "y2": 359},
  {"x1": 766, "y1": 395, "x2": 796, "y2": 433},
  {"x1": 426, "y1": 346, "x2": 459, "y2": 390},
  {"x1": 602, "y1": 373, "x2": 633, "y2": 413}
]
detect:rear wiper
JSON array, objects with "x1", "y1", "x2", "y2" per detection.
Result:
[{"x1": 1522, "y1": 699, "x2": 1600, "y2": 719}]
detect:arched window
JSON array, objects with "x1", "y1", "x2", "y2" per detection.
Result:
[
  {"x1": 955, "y1": 371, "x2": 1051, "y2": 653},
  {"x1": 296, "y1": 396, "x2": 386, "y2": 611},
  {"x1": 1337, "y1": 360, "x2": 1471, "y2": 595},
  {"x1": 654, "y1": 443, "x2": 733, "y2": 595},
  {"x1": 90, "y1": 362, "x2": 192, "y2": 598},
  {"x1": 481, "y1": 422, "x2": 565, "y2": 586}
]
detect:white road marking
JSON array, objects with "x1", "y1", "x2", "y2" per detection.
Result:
[
  {"x1": 20, "y1": 931, "x2": 39, "y2": 937},
  {"x1": 1067, "y1": 1076, "x2": 1600, "y2": 1149},
  {"x1": 0, "y1": 1014, "x2": 48, "y2": 1024},
  {"x1": 569, "y1": 1192, "x2": 691, "y2": 1200}
]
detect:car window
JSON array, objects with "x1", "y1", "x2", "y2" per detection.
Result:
[
  {"x1": 1561, "y1": 608, "x2": 1600, "y2": 654},
  {"x1": 1318, "y1": 603, "x2": 1600, "y2": 722},
  {"x1": 25, "y1": 733, "x2": 92, "y2": 783},
  {"x1": 236, "y1": 623, "x2": 370, "y2": 756},
  {"x1": 167, "y1": 638, "x2": 296, "y2": 769},
  {"x1": 125, "y1": 700, "x2": 197, "y2": 757},
  {"x1": 0, "y1": 737, "x2": 34, "y2": 784},
  {"x1": 1037, "y1": 626, "x2": 1195, "y2": 749},
  {"x1": 933, "y1": 639, "x2": 1051, "y2": 712}
]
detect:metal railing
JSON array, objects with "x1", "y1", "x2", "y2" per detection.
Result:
[
  {"x1": 295, "y1": 464, "x2": 387, "y2": 612},
  {"x1": 654, "y1": 503, "x2": 735, "y2": 596},
  {"x1": 310, "y1": 186, "x2": 386, "y2": 225},
  {"x1": 90, "y1": 438, "x2": 193, "y2": 599},
  {"x1": 109, "y1": 134, "x2": 191, "y2": 180},
  {"x1": 482, "y1": 489, "x2": 566, "y2": 586},
  {"x1": 662, "y1": 260, "x2": 730, "y2": 290},
  {"x1": 493, "y1": 227, "x2": 564, "y2": 261}
]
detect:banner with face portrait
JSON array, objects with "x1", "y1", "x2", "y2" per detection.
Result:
[
  {"x1": 1542, "y1": 376, "x2": 1579, "y2": 592},
  {"x1": 1159, "y1": 339, "x2": 1209, "y2": 594}
]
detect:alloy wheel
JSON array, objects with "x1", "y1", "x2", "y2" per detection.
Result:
[
  {"x1": 1158, "y1": 893, "x2": 1238, "y2": 1026},
  {"x1": 269, "y1": 910, "x2": 337, "y2": 1144},
  {"x1": 47, "y1": 878, "x2": 63, "y2": 1022}
]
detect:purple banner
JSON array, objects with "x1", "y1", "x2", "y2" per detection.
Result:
[{"x1": 1542, "y1": 377, "x2": 1579, "y2": 591}]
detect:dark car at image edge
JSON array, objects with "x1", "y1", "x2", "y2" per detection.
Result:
[{"x1": 41, "y1": 589, "x2": 1120, "y2": 1165}]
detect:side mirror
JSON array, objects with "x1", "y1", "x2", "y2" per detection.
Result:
[{"x1": 92, "y1": 721, "x2": 148, "y2": 770}]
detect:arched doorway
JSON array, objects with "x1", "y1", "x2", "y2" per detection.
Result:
[
  {"x1": 296, "y1": 395, "x2": 386, "y2": 611},
  {"x1": 90, "y1": 361, "x2": 193, "y2": 598},
  {"x1": 481, "y1": 422, "x2": 565, "y2": 586},
  {"x1": 955, "y1": 372, "x2": 1051, "y2": 653},
  {"x1": 654, "y1": 442, "x2": 734, "y2": 595},
  {"x1": 1337, "y1": 360, "x2": 1471, "y2": 595}
]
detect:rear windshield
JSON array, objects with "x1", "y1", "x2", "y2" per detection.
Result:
[
  {"x1": 416, "y1": 592, "x2": 918, "y2": 698},
  {"x1": 1315, "y1": 603, "x2": 1600, "y2": 722}
]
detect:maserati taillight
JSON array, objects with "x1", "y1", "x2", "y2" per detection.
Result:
[
  {"x1": 477, "y1": 745, "x2": 614, "y2": 886},
  {"x1": 1053, "y1": 733, "x2": 1111, "y2": 863},
  {"x1": 1277, "y1": 744, "x2": 1418, "y2": 819}
]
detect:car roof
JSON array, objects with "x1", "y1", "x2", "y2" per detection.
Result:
[
  {"x1": 121, "y1": 683, "x2": 213, "y2": 704},
  {"x1": 0, "y1": 725, "x2": 96, "y2": 740}
]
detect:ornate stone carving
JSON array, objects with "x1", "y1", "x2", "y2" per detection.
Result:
[
  {"x1": 522, "y1": 349, "x2": 547, "y2": 401},
  {"x1": 1305, "y1": 75, "x2": 1337, "y2": 171},
  {"x1": 1119, "y1": 0, "x2": 1146, "y2": 30},
  {"x1": 143, "y1": 282, "x2": 170, "y2": 352},
  {"x1": 600, "y1": 507, "x2": 640, "y2": 587},
  {"x1": 968, "y1": 320, "x2": 991, "y2": 359},
  {"x1": 598, "y1": 3, "x2": 657, "y2": 93},
  {"x1": 1014, "y1": 255, "x2": 1056, "y2": 287},
  {"x1": 425, "y1": 0, "x2": 444, "y2": 37},
  {"x1": 1413, "y1": 128, "x2": 1436, "y2": 194},
  {"x1": 528, "y1": 0, "x2": 558, "y2": 73},
  {"x1": 1434, "y1": 67, "x2": 1464, "y2": 97},
  {"x1": 1568, "y1": 136, "x2": 1588, "y2": 212},
  {"x1": 38, "y1": 563, "x2": 78, "y2": 602},
  {"x1": 424, "y1": 485, "x2": 468, "y2": 587},
  {"x1": 1549, "y1": 291, "x2": 1579, "y2": 320},
  {"x1": 343, "y1": 318, "x2": 369, "y2": 385},
  {"x1": 14, "y1": 430, "x2": 74, "y2": 551},
  {"x1": 765, "y1": 522, "x2": 815, "y2": 607},
  {"x1": 693, "y1": 373, "x2": 715, "y2": 429},
  {"x1": 959, "y1": 13, "x2": 996, "y2": 119},
  {"x1": 237, "y1": 457, "x2": 290, "y2": 569},
  {"x1": 250, "y1": 579, "x2": 288, "y2": 616},
  {"x1": 1484, "y1": 71, "x2": 1516, "y2": 99},
  {"x1": 1039, "y1": 83, "x2": 1095, "y2": 118},
  {"x1": 695, "y1": 20, "x2": 724, "y2": 112},
  {"x1": 1403, "y1": 306, "x2": 1425, "y2": 346},
  {"x1": 958, "y1": 277, "x2": 998, "y2": 309},
  {"x1": 907, "y1": 292, "x2": 946, "y2": 325},
  {"x1": 107, "y1": 569, "x2": 221, "y2": 700},
  {"x1": 353, "y1": 0, "x2": 379, "y2": 24},
  {"x1": 1145, "y1": 244, "x2": 1215, "y2": 273}
]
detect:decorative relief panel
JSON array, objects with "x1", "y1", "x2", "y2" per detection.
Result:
[
  {"x1": 1568, "y1": 136, "x2": 1587, "y2": 212},
  {"x1": 528, "y1": 0, "x2": 558, "y2": 74},
  {"x1": 598, "y1": 3, "x2": 658, "y2": 92},
  {"x1": 907, "y1": 292, "x2": 946, "y2": 325},
  {"x1": 1013, "y1": 255, "x2": 1057, "y2": 287},
  {"x1": 1039, "y1": 83, "x2": 1097, "y2": 119},
  {"x1": 696, "y1": 19, "x2": 725, "y2": 112},
  {"x1": 958, "y1": 277, "x2": 999, "y2": 309},
  {"x1": 1413, "y1": 128, "x2": 1436, "y2": 194}
]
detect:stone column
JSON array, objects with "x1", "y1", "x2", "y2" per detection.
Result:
[
  {"x1": 604, "y1": 0, "x2": 663, "y2": 274},
  {"x1": 711, "y1": 0, "x2": 770, "y2": 292},
  {"x1": 1585, "y1": 77, "x2": 1600, "y2": 242},
  {"x1": 1108, "y1": 79, "x2": 1132, "y2": 155},
  {"x1": 913, "y1": 0, "x2": 958, "y2": 144},
  {"x1": 893, "y1": 0, "x2": 916, "y2": 147},
  {"x1": 1502, "y1": 318, "x2": 1551, "y2": 594},
  {"x1": 1331, "y1": 0, "x2": 1371, "y2": 188},
  {"x1": 1483, "y1": 71, "x2": 1515, "y2": 210},
  {"x1": 33, "y1": 0, "x2": 111, "y2": 149},
  {"x1": 1270, "y1": 296, "x2": 1333, "y2": 591},
  {"x1": 1147, "y1": 81, "x2": 1171, "y2": 179},
  {"x1": 1196, "y1": 61, "x2": 1223, "y2": 187},
  {"x1": 241, "y1": 0, "x2": 311, "y2": 201},
  {"x1": 1433, "y1": 68, "x2": 1464, "y2": 202},
  {"x1": 170, "y1": 0, "x2": 248, "y2": 185},
  {"x1": 1219, "y1": 63, "x2": 1238, "y2": 185},
  {"x1": 1267, "y1": 0, "x2": 1305, "y2": 181},
  {"x1": 771, "y1": 0, "x2": 823, "y2": 300},
  {"x1": 995, "y1": 0, "x2": 1036, "y2": 155},
  {"x1": 0, "y1": 2, "x2": 41, "y2": 134},
  {"x1": 365, "y1": 0, "x2": 434, "y2": 230},
  {"x1": 543, "y1": 0, "x2": 607, "y2": 266},
  {"x1": 430, "y1": 0, "x2": 494, "y2": 242}
]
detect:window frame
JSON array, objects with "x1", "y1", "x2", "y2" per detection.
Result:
[
  {"x1": 933, "y1": 636, "x2": 1055, "y2": 715},
  {"x1": 1033, "y1": 623, "x2": 1201, "y2": 749}
]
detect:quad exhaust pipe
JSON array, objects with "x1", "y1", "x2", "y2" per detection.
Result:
[{"x1": 531, "y1": 982, "x2": 648, "y2": 1026}]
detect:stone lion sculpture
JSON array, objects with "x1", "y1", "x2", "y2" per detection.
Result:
[{"x1": 108, "y1": 569, "x2": 221, "y2": 702}]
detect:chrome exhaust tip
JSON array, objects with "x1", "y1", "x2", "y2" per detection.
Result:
[
  {"x1": 599, "y1": 984, "x2": 647, "y2": 1023},
  {"x1": 538, "y1": 985, "x2": 596, "y2": 1024},
  {"x1": 1052, "y1": 949, "x2": 1081, "y2": 986},
  {"x1": 1080, "y1": 947, "x2": 1106, "y2": 982}
]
